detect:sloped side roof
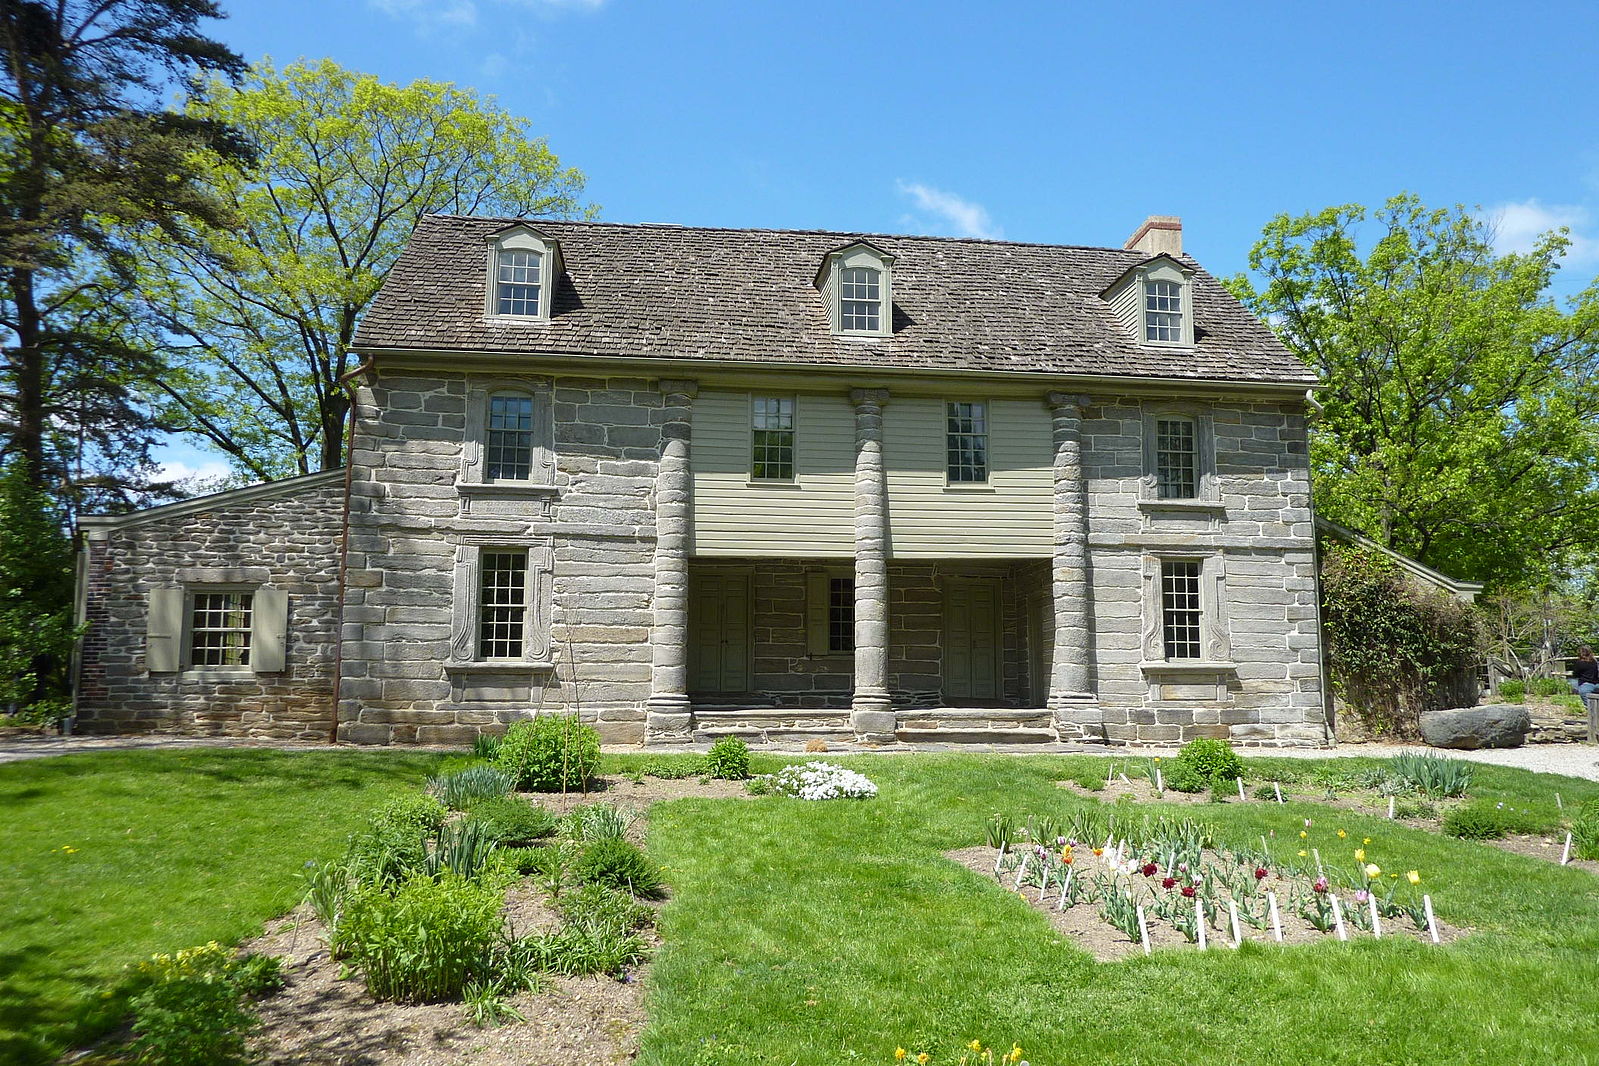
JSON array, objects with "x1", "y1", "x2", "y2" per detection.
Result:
[{"x1": 355, "y1": 215, "x2": 1317, "y2": 385}]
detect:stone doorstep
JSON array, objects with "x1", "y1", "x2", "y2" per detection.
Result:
[
  {"x1": 691, "y1": 708, "x2": 852, "y2": 729},
  {"x1": 690, "y1": 726, "x2": 857, "y2": 746},
  {"x1": 895, "y1": 727, "x2": 1058, "y2": 745}
]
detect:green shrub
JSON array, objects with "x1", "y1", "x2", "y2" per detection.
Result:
[
  {"x1": 343, "y1": 793, "x2": 448, "y2": 889},
  {"x1": 1497, "y1": 679, "x2": 1527, "y2": 701},
  {"x1": 563, "y1": 803, "x2": 635, "y2": 843},
  {"x1": 468, "y1": 796, "x2": 557, "y2": 846},
  {"x1": 340, "y1": 871, "x2": 505, "y2": 1003},
  {"x1": 745, "y1": 775, "x2": 771, "y2": 796},
  {"x1": 574, "y1": 838, "x2": 666, "y2": 899},
  {"x1": 127, "y1": 943, "x2": 277, "y2": 1066},
  {"x1": 1163, "y1": 762, "x2": 1207, "y2": 794},
  {"x1": 1572, "y1": 800, "x2": 1599, "y2": 861},
  {"x1": 1392, "y1": 798, "x2": 1438, "y2": 820},
  {"x1": 705, "y1": 736, "x2": 752, "y2": 780},
  {"x1": 429, "y1": 765, "x2": 515, "y2": 810},
  {"x1": 1443, "y1": 800, "x2": 1554, "y2": 840},
  {"x1": 495, "y1": 716, "x2": 601, "y2": 792},
  {"x1": 1173, "y1": 738, "x2": 1244, "y2": 787},
  {"x1": 641, "y1": 754, "x2": 707, "y2": 779},
  {"x1": 505, "y1": 844, "x2": 563, "y2": 878},
  {"x1": 1528, "y1": 677, "x2": 1567, "y2": 697},
  {"x1": 1389, "y1": 752, "x2": 1474, "y2": 797}
]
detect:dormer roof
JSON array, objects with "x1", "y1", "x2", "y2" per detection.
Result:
[
  {"x1": 1098, "y1": 253, "x2": 1195, "y2": 298},
  {"x1": 812, "y1": 239, "x2": 896, "y2": 288}
]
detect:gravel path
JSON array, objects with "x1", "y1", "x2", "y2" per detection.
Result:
[{"x1": 4, "y1": 732, "x2": 1598, "y2": 781}]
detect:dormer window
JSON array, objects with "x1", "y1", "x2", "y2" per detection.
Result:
[
  {"x1": 815, "y1": 240, "x2": 894, "y2": 337},
  {"x1": 1100, "y1": 253, "x2": 1194, "y2": 347},
  {"x1": 485, "y1": 224, "x2": 560, "y2": 322}
]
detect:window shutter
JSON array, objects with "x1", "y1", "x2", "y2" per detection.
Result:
[
  {"x1": 146, "y1": 588, "x2": 183, "y2": 673},
  {"x1": 806, "y1": 571, "x2": 830, "y2": 656},
  {"x1": 251, "y1": 588, "x2": 289, "y2": 674}
]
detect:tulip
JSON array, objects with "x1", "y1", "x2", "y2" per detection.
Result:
[
  {"x1": 1181, "y1": 885, "x2": 1196, "y2": 898},
  {"x1": 1365, "y1": 863, "x2": 1381, "y2": 879},
  {"x1": 1354, "y1": 848, "x2": 1366, "y2": 862},
  {"x1": 1407, "y1": 870, "x2": 1421, "y2": 885}
]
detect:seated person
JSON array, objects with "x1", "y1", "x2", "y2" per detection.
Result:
[{"x1": 1569, "y1": 645, "x2": 1599, "y2": 698}]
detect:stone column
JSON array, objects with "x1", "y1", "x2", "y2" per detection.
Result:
[
  {"x1": 646, "y1": 379, "x2": 698, "y2": 741},
  {"x1": 1046, "y1": 392, "x2": 1100, "y2": 735},
  {"x1": 850, "y1": 387, "x2": 896, "y2": 743}
]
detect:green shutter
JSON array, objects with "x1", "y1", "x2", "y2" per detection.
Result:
[
  {"x1": 146, "y1": 588, "x2": 183, "y2": 673},
  {"x1": 806, "y1": 571, "x2": 830, "y2": 656},
  {"x1": 251, "y1": 588, "x2": 289, "y2": 673}
]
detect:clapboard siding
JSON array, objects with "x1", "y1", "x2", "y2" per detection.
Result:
[
  {"x1": 692, "y1": 389, "x2": 856, "y2": 555},
  {"x1": 883, "y1": 397, "x2": 1053, "y2": 558}
]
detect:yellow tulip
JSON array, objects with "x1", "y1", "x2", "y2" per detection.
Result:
[
  {"x1": 969, "y1": 1040, "x2": 983, "y2": 1052},
  {"x1": 1337, "y1": 829, "x2": 1347, "y2": 839},
  {"x1": 918, "y1": 1055, "x2": 930, "y2": 1065},
  {"x1": 1407, "y1": 870, "x2": 1421, "y2": 885},
  {"x1": 1297, "y1": 849, "x2": 1308, "y2": 857},
  {"x1": 1299, "y1": 831, "x2": 1307, "y2": 839},
  {"x1": 1365, "y1": 863, "x2": 1381, "y2": 878},
  {"x1": 1354, "y1": 848, "x2": 1365, "y2": 862},
  {"x1": 896, "y1": 1050, "x2": 907, "y2": 1062},
  {"x1": 1363, "y1": 837, "x2": 1371, "y2": 844}
]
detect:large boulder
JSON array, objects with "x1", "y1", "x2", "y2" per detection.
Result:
[{"x1": 1419, "y1": 704, "x2": 1532, "y2": 750}]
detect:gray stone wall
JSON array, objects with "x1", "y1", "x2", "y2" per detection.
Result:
[
  {"x1": 337, "y1": 369, "x2": 660, "y2": 746},
  {"x1": 1081, "y1": 398, "x2": 1325, "y2": 746},
  {"x1": 75, "y1": 475, "x2": 345, "y2": 739}
]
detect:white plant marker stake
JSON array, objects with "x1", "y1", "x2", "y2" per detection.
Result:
[
  {"x1": 1388, "y1": 796, "x2": 1396, "y2": 819},
  {"x1": 1058, "y1": 869, "x2": 1073, "y2": 910},
  {"x1": 1267, "y1": 891, "x2": 1283, "y2": 942},
  {"x1": 1423, "y1": 894, "x2": 1440, "y2": 944},
  {"x1": 1557, "y1": 792, "x2": 1564, "y2": 810},
  {"x1": 993, "y1": 842, "x2": 1006, "y2": 877},
  {"x1": 1273, "y1": 781, "x2": 1284, "y2": 804},
  {"x1": 1561, "y1": 832, "x2": 1573, "y2": 866},
  {"x1": 1103, "y1": 833, "x2": 1114, "y2": 855},
  {"x1": 1368, "y1": 893, "x2": 1382, "y2": 938},
  {"x1": 1195, "y1": 896, "x2": 1207, "y2": 950},
  {"x1": 1237, "y1": 777, "x2": 1246, "y2": 801},
  {"x1": 1312, "y1": 848, "x2": 1324, "y2": 876},
  {"x1": 1137, "y1": 905, "x2": 1151, "y2": 955},
  {"x1": 1228, "y1": 899, "x2": 1243, "y2": 947},
  {"x1": 1120, "y1": 772, "x2": 1134, "y2": 787},
  {"x1": 1107, "y1": 762, "x2": 1115, "y2": 783},
  {"x1": 1013, "y1": 852, "x2": 1029, "y2": 890},
  {"x1": 1155, "y1": 767, "x2": 1164, "y2": 793},
  {"x1": 1260, "y1": 834, "x2": 1270, "y2": 859},
  {"x1": 1330, "y1": 894, "x2": 1347, "y2": 941}
]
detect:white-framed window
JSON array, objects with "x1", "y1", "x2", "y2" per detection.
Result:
[
  {"x1": 805, "y1": 567, "x2": 855, "y2": 657},
  {"x1": 840, "y1": 267, "x2": 881, "y2": 332},
  {"x1": 477, "y1": 550, "x2": 530, "y2": 659},
  {"x1": 751, "y1": 396, "x2": 796, "y2": 480},
  {"x1": 495, "y1": 249, "x2": 542, "y2": 316},
  {"x1": 1145, "y1": 278, "x2": 1183, "y2": 343},
  {"x1": 1155, "y1": 416, "x2": 1198, "y2": 499},
  {"x1": 486, "y1": 392, "x2": 536, "y2": 480},
  {"x1": 946, "y1": 401, "x2": 988, "y2": 483},
  {"x1": 190, "y1": 590, "x2": 253, "y2": 667},
  {"x1": 1159, "y1": 558, "x2": 1203, "y2": 660}
]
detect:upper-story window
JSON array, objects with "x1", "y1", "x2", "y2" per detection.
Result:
[
  {"x1": 496, "y1": 250, "x2": 542, "y2": 316},
  {"x1": 486, "y1": 393, "x2": 535, "y2": 480},
  {"x1": 751, "y1": 396, "x2": 795, "y2": 480},
  {"x1": 816, "y1": 241, "x2": 894, "y2": 337},
  {"x1": 840, "y1": 268, "x2": 881, "y2": 332},
  {"x1": 1155, "y1": 417, "x2": 1198, "y2": 499},
  {"x1": 1145, "y1": 279, "x2": 1183, "y2": 343},
  {"x1": 946, "y1": 401, "x2": 988, "y2": 483},
  {"x1": 485, "y1": 224, "x2": 560, "y2": 323}
]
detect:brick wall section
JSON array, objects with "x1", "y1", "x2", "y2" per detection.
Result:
[
  {"x1": 74, "y1": 476, "x2": 345, "y2": 738},
  {"x1": 337, "y1": 369, "x2": 659, "y2": 746}
]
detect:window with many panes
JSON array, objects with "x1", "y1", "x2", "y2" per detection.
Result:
[
  {"x1": 477, "y1": 550, "x2": 529, "y2": 659},
  {"x1": 946, "y1": 401, "x2": 988, "y2": 483},
  {"x1": 751, "y1": 397, "x2": 795, "y2": 480},
  {"x1": 190, "y1": 591, "x2": 253, "y2": 667},
  {"x1": 486, "y1": 393, "x2": 535, "y2": 480},
  {"x1": 840, "y1": 267, "x2": 881, "y2": 332},
  {"x1": 828, "y1": 576, "x2": 854, "y2": 654},
  {"x1": 1155, "y1": 417, "x2": 1198, "y2": 499},
  {"x1": 1145, "y1": 278, "x2": 1183, "y2": 343},
  {"x1": 1160, "y1": 558, "x2": 1203, "y2": 660},
  {"x1": 496, "y1": 249, "x2": 542, "y2": 316}
]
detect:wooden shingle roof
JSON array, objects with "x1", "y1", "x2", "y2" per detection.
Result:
[{"x1": 354, "y1": 215, "x2": 1316, "y2": 386}]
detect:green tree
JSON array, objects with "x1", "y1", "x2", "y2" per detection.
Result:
[
  {"x1": 0, "y1": 460, "x2": 77, "y2": 723},
  {"x1": 145, "y1": 59, "x2": 593, "y2": 480},
  {"x1": 0, "y1": 0, "x2": 248, "y2": 509},
  {"x1": 1230, "y1": 194, "x2": 1599, "y2": 588}
]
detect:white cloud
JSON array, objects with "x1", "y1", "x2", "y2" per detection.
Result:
[
  {"x1": 368, "y1": 0, "x2": 478, "y2": 31},
  {"x1": 154, "y1": 459, "x2": 238, "y2": 487},
  {"x1": 1482, "y1": 199, "x2": 1599, "y2": 265},
  {"x1": 895, "y1": 181, "x2": 1002, "y2": 240}
]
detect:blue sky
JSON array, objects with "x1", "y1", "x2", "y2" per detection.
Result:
[{"x1": 162, "y1": 0, "x2": 1599, "y2": 477}]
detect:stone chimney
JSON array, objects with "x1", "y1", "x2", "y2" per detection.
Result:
[{"x1": 1124, "y1": 215, "x2": 1182, "y2": 257}]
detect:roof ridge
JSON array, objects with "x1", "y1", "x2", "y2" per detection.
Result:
[{"x1": 419, "y1": 213, "x2": 1184, "y2": 258}]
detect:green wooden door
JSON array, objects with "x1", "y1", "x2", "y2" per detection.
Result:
[
  {"x1": 944, "y1": 579, "x2": 1002, "y2": 702},
  {"x1": 689, "y1": 571, "x2": 752, "y2": 695}
]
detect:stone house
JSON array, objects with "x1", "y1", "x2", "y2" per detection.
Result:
[{"x1": 73, "y1": 214, "x2": 1327, "y2": 747}]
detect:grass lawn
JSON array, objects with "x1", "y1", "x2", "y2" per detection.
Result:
[
  {"x1": 0, "y1": 747, "x2": 443, "y2": 1065},
  {"x1": 636, "y1": 752, "x2": 1599, "y2": 1066}
]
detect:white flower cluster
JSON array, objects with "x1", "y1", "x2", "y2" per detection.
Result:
[{"x1": 766, "y1": 760, "x2": 878, "y2": 801}]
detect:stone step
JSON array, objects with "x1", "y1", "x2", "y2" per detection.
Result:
[
  {"x1": 898, "y1": 709, "x2": 1054, "y2": 731},
  {"x1": 894, "y1": 727, "x2": 1059, "y2": 745}
]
